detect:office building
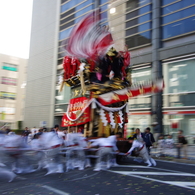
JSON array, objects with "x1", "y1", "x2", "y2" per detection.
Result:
[
  {"x1": 25, "y1": 0, "x2": 195, "y2": 142},
  {"x1": 107, "y1": 0, "x2": 195, "y2": 141},
  {"x1": 0, "y1": 53, "x2": 27, "y2": 129}
]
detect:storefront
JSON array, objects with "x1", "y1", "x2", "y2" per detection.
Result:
[{"x1": 162, "y1": 57, "x2": 195, "y2": 143}]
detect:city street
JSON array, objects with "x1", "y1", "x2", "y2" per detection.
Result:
[{"x1": 1, "y1": 158, "x2": 195, "y2": 195}]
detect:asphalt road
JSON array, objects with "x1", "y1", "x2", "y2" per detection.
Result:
[{"x1": 1, "y1": 157, "x2": 195, "y2": 195}]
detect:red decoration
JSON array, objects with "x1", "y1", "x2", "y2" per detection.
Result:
[
  {"x1": 70, "y1": 57, "x2": 80, "y2": 77},
  {"x1": 124, "y1": 123, "x2": 127, "y2": 138},
  {"x1": 63, "y1": 56, "x2": 71, "y2": 79},
  {"x1": 88, "y1": 58, "x2": 96, "y2": 72},
  {"x1": 98, "y1": 79, "x2": 164, "y2": 106},
  {"x1": 61, "y1": 97, "x2": 90, "y2": 127},
  {"x1": 120, "y1": 51, "x2": 130, "y2": 77}
]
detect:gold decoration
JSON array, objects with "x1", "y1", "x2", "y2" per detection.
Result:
[
  {"x1": 112, "y1": 93, "x2": 120, "y2": 100},
  {"x1": 74, "y1": 89, "x2": 80, "y2": 97},
  {"x1": 127, "y1": 91, "x2": 132, "y2": 98},
  {"x1": 76, "y1": 110, "x2": 81, "y2": 117},
  {"x1": 139, "y1": 87, "x2": 144, "y2": 94}
]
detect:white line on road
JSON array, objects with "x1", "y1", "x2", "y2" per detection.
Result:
[
  {"x1": 111, "y1": 170, "x2": 195, "y2": 176},
  {"x1": 168, "y1": 181, "x2": 195, "y2": 187},
  {"x1": 113, "y1": 165, "x2": 150, "y2": 168},
  {"x1": 42, "y1": 185, "x2": 70, "y2": 195},
  {"x1": 108, "y1": 170, "x2": 195, "y2": 191},
  {"x1": 155, "y1": 159, "x2": 195, "y2": 166},
  {"x1": 114, "y1": 165, "x2": 187, "y2": 173}
]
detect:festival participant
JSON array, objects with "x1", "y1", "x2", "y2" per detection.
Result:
[
  {"x1": 107, "y1": 132, "x2": 122, "y2": 167},
  {"x1": 126, "y1": 137, "x2": 156, "y2": 167},
  {"x1": 65, "y1": 126, "x2": 85, "y2": 171},
  {"x1": 88, "y1": 137, "x2": 113, "y2": 171},
  {"x1": 30, "y1": 134, "x2": 45, "y2": 170},
  {"x1": 3, "y1": 133, "x2": 24, "y2": 173},
  {"x1": 40, "y1": 131, "x2": 64, "y2": 174},
  {"x1": 0, "y1": 131, "x2": 6, "y2": 166}
]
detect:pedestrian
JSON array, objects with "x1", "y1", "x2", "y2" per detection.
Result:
[
  {"x1": 177, "y1": 130, "x2": 188, "y2": 159},
  {"x1": 157, "y1": 135, "x2": 165, "y2": 157},
  {"x1": 133, "y1": 128, "x2": 144, "y2": 142},
  {"x1": 152, "y1": 122, "x2": 160, "y2": 146},
  {"x1": 126, "y1": 137, "x2": 156, "y2": 167},
  {"x1": 143, "y1": 127, "x2": 155, "y2": 155},
  {"x1": 53, "y1": 124, "x2": 60, "y2": 133},
  {"x1": 165, "y1": 135, "x2": 174, "y2": 156},
  {"x1": 22, "y1": 127, "x2": 30, "y2": 143}
]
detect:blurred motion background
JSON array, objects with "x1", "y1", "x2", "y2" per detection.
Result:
[{"x1": 1, "y1": 0, "x2": 195, "y2": 144}]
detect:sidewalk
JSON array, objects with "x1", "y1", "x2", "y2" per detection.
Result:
[{"x1": 151, "y1": 145, "x2": 195, "y2": 163}]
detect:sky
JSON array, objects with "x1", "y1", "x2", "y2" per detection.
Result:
[{"x1": 0, "y1": 0, "x2": 33, "y2": 59}]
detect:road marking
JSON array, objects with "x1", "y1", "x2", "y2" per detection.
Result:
[
  {"x1": 70, "y1": 172, "x2": 99, "y2": 181},
  {"x1": 155, "y1": 159, "x2": 195, "y2": 166},
  {"x1": 108, "y1": 170, "x2": 195, "y2": 191},
  {"x1": 111, "y1": 170, "x2": 195, "y2": 176},
  {"x1": 168, "y1": 181, "x2": 195, "y2": 187},
  {"x1": 114, "y1": 165, "x2": 188, "y2": 173},
  {"x1": 113, "y1": 165, "x2": 150, "y2": 168},
  {"x1": 42, "y1": 185, "x2": 70, "y2": 195}
]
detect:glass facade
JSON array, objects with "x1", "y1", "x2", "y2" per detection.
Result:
[
  {"x1": 131, "y1": 67, "x2": 152, "y2": 83},
  {"x1": 55, "y1": 86, "x2": 70, "y2": 104},
  {"x1": 162, "y1": 0, "x2": 195, "y2": 39},
  {"x1": 163, "y1": 58, "x2": 195, "y2": 94},
  {"x1": 163, "y1": 58, "x2": 195, "y2": 142},
  {"x1": 129, "y1": 67, "x2": 152, "y2": 109},
  {"x1": 127, "y1": 114, "x2": 151, "y2": 137},
  {"x1": 163, "y1": 114, "x2": 195, "y2": 144},
  {"x1": 125, "y1": 0, "x2": 152, "y2": 48}
]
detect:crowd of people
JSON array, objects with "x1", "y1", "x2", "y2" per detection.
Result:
[
  {"x1": 0, "y1": 124, "x2": 188, "y2": 182},
  {"x1": 131, "y1": 127, "x2": 188, "y2": 159}
]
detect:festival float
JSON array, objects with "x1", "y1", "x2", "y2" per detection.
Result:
[{"x1": 60, "y1": 11, "x2": 163, "y2": 148}]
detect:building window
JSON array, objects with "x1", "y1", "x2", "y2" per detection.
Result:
[
  {"x1": 126, "y1": 22, "x2": 151, "y2": 36},
  {"x1": 162, "y1": 15, "x2": 195, "y2": 39},
  {"x1": 61, "y1": 0, "x2": 83, "y2": 13},
  {"x1": 59, "y1": 27, "x2": 73, "y2": 40},
  {"x1": 125, "y1": 30, "x2": 151, "y2": 48},
  {"x1": 0, "y1": 92, "x2": 16, "y2": 100},
  {"x1": 75, "y1": 4, "x2": 93, "y2": 18},
  {"x1": 162, "y1": 0, "x2": 195, "y2": 15},
  {"x1": 60, "y1": 8, "x2": 75, "y2": 19},
  {"x1": 163, "y1": 58, "x2": 195, "y2": 107},
  {"x1": 162, "y1": 0, "x2": 195, "y2": 39},
  {"x1": 1, "y1": 77, "x2": 17, "y2": 86},
  {"x1": 126, "y1": 0, "x2": 151, "y2": 12},
  {"x1": 164, "y1": 58, "x2": 195, "y2": 93},
  {"x1": 2, "y1": 62, "x2": 18, "y2": 72},
  {"x1": 125, "y1": 2, "x2": 152, "y2": 49},
  {"x1": 126, "y1": 13, "x2": 151, "y2": 28},
  {"x1": 162, "y1": 6, "x2": 195, "y2": 25}
]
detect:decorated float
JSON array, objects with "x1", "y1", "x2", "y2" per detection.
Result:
[{"x1": 60, "y1": 11, "x2": 163, "y2": 144}]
